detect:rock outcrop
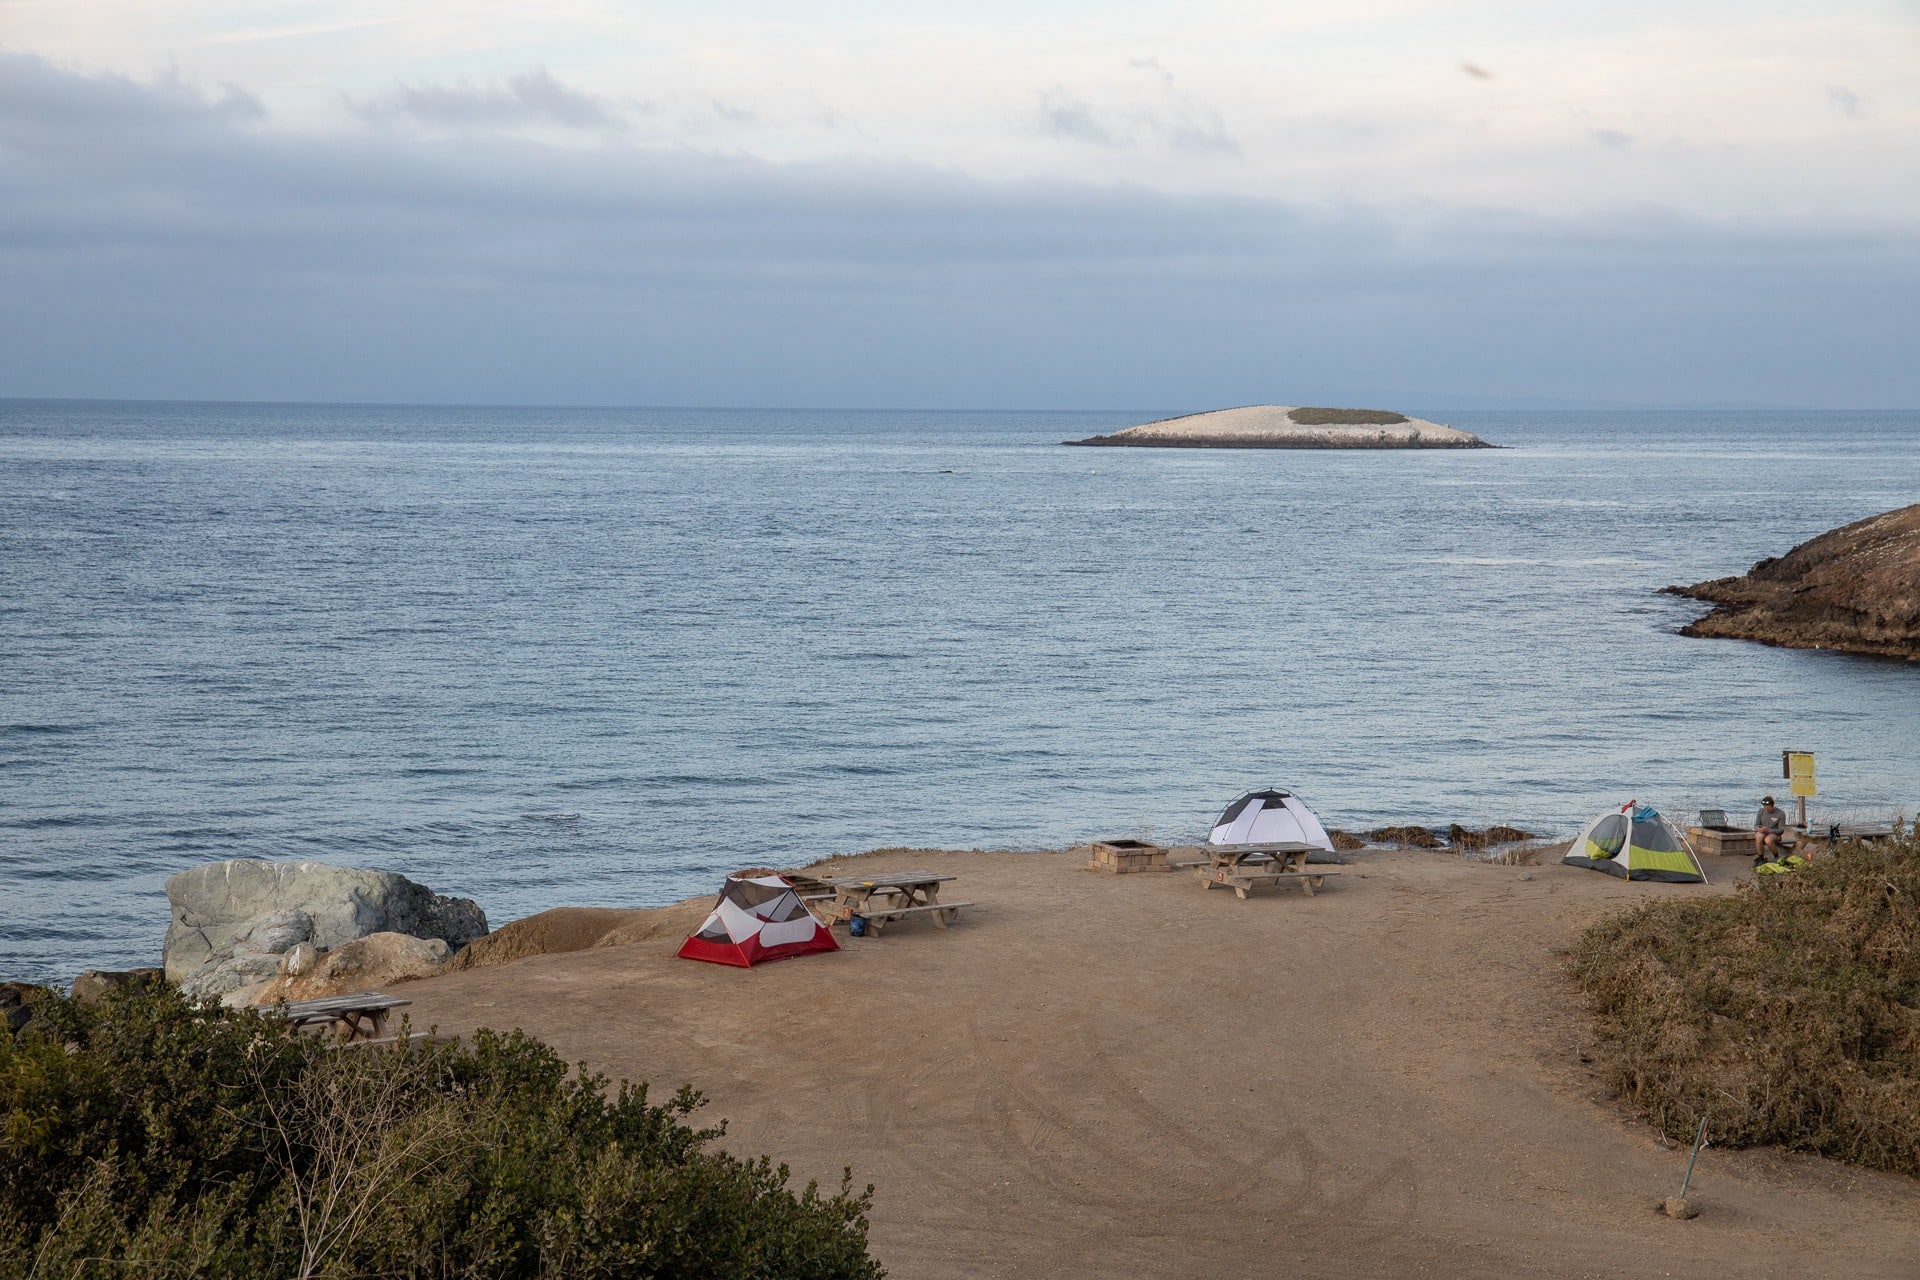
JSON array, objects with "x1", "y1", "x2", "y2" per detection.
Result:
[
  {"x1": 1666, "y1": 504, "x2": 1920, "y2": 661},
  {"x1": 1447, "y1": 824, "x2": 1538, "y2": 850},
  {"x1": 1333, "y1": 824, "x2": 1539, "y2": 851},
  {"x1": 1066, "y1": 405, "x2": 1492, "y2": 449},
  {"x1": 2, "y1": 983, "x2": 48, "y2": 1037},
  {"x1": 443, "y1": 906, "x2": 651, "y2": 971},
  {"x1": 248, "y1": 932, "x2": 453, "y2": 1005},
  {"x1": 164, "y1": 860, "x2": 487, "y2": 999},
  {"x1": 69, "y1": 968, "x2": 165, "y2": 1006},
  {"x1": 1366, "y1": 825, "x2": 1446, "y2": 849}
]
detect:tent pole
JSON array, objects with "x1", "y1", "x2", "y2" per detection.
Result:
[{"x1": 1683, "y1": 825, "x2": 1709, "y2": 884}]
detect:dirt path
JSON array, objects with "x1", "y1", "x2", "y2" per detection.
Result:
[{"x1": 395, "y1": 848, "x2": 1920, "y2": 1278}]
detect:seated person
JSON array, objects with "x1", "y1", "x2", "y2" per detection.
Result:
[{"x1": 1753, "y1": 795, "x2": 1790, "y2": 863}]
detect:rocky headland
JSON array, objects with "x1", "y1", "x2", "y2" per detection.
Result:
[
  {"x1": 1665, "y1": 502, "x2": 1920, "y2": 661},
  {"x1": 1065, "y1": 405, "x2": 1493, "y2": 449}
]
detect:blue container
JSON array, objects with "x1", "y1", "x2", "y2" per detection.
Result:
[{"x1": 847, "y1": 915, "x2": 868, "y2": 937}]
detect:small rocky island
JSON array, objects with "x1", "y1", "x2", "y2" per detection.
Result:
[
  {"x1": 1666, "y1": 502, "x2": 1920, "y2": 661},
  {"x1": 1065, "y1": 405, "x2": 1493, "y2": 449}
]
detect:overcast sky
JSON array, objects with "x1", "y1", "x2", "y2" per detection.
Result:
[{"x1": 2, "y1": 1, "x2": 1917, "y2": 407}]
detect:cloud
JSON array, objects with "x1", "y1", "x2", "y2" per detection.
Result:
[
  {"x1": 0, "y1": 53, "x2": 1915, "y2": 408},
  {"x1": 1827, "y1": 85, "x2": 1867, "y2": 119},
  {"x1": 356, "y1": 68, "x2": 631, "y2": 133},
  {"x1": 1164, "y1": 121, "x2": 1238, "y2": 157},
  {"x1": 1129, "y1": 58, "x2": 1176, "y2": 89},
  {"x1": 1033, "y1": 81, "x2": 1238, "y2": 156},
  {"x1": 1035, "y1": 88, "x2": 1118, "y2": 147},
  {"x1": 0, "y1": 54, "x2": 263, "y2": 134},
  {"x1": 1591, "y1": 129, "x2": 1634, "y2": 150}
]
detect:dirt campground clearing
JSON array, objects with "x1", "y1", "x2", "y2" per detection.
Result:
[{"x1": 393, "y1": 848, "x2": 1920, "y2": 1279}]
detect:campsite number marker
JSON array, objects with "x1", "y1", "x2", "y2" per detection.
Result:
[{"x1": 1782, "y1": 750, "x2": 1816, "y2": 831}]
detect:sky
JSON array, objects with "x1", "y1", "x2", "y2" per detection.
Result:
[{"x1": 1, "y1": 1, "x2": 1917, "y2": 408}]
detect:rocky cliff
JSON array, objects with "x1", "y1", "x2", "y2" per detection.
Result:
[{"x1": 1666, "y1": 503, "x2": 1920, "y2": 661}]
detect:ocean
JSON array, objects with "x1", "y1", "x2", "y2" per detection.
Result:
[{"x1": 3, "y1": 401, "x2": 1916, "y2": 982}]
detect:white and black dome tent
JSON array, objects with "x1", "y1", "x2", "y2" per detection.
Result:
[{"x1": 1209, "y1": 788, "x2": 1341, "y2": 863}]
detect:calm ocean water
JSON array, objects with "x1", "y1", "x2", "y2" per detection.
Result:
[{"x1": 3, "y1": 401, "x2": 1917, "y2": 982}]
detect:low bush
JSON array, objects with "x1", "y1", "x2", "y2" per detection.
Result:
[
  {"x1": 1285, "y1": 407, "x2": 1409, "y2": 426},
  {"x1": 1569, "y1": 828, "x2": 1920, "y2": 1175},
  {"x1": 0, "y1": 985, "x2": 882, "y2": 1279}
]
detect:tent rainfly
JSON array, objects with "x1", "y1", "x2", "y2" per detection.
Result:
[
  {"x1": 677, "y1": 871, "x2": 839, "y2": 968},
  {"x1": 1562, "y1": 803, "x2": 1705, "y2": 883},
  {"x1": 1209, "y1": 788, "x2": 1341, "y2": 863}
]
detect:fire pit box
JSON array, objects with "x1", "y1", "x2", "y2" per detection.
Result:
[
  {"x1": 1087, "y1": 839, "x2": 1170, "y2": 874},
  {"x1": 1688, "y1": 826, "x2": 1758, "y2": 857}
]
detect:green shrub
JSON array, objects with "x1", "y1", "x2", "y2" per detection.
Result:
[
  {"x1": 1569, "y1": 827, "x2": 1920, "y2": 1175},
  {"x1": 1285, "y1": 407, "x2": 1410, "y2": 426},
  {"x1": 0, "y1": 985, "x2": 883, "y2": 1279}
]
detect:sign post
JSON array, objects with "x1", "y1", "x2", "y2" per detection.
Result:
[{"x1": 1782, "y1": 750, "x2": 1816, "y2": 830}]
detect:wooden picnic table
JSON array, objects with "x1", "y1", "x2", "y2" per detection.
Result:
[
  {"x1": 1198, "y1": 841, "x2": 1342, "y2": 899},
  {"x1": 275, "y1": 992, "x2": 411, "y2": 1043},
  {"x1": 822, "y1": 872, "x2": 972, "y2": 935}
]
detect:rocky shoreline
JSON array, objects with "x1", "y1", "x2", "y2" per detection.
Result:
[
  {"x1": 1066, "y1": 405, "x2": 1494, "y2": 449},
  {"x1": 1665, "y1": 502, "x2": 1920, "y2": 661}
]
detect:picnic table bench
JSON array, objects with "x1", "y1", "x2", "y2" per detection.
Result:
[
  {"x1": 1197, "y1": 841, "x2": 1342, "y2": 899},
  {"x1": 822, "y1": 872, "x2": 972, "y2": 935},
  {"x1": 1824, "y1": 821, "x2": 1898, "y2": 843},
  {"x1": 273, "y1": 993, "x2": 411, "y2": 1043},
  {"x1": 775, "y1": 869, "x2": 836, "y2": 901}
]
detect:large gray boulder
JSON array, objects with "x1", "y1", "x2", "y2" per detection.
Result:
[{"x1": 164, "y1": 860, "x2": 487, "y2": 994}]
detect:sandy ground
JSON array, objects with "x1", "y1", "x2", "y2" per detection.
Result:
[{"x1": 395, "y1": 848, "x2": 1919, "y2": 1279}]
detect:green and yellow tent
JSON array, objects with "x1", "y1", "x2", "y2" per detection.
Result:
[{"x1": 1563, "y1": 802, "x2": 1705, "y2": 883}]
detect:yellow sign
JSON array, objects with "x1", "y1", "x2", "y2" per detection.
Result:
[{"x1": 1785, "y1": 751, "x2": 1816, "y2": 798}]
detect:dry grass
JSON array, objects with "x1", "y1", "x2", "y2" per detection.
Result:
[{"x1": 1569, "y1": 829, "x2": 1920, "y2": 1175}]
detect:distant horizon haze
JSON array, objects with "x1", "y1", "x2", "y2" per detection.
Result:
[{"x1": 1, "y1": 396, "x2": 1905, "y2": 415}]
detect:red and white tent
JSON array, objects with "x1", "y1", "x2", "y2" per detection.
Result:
[{"x1": 676, "y1": 871, "x2": 839, "y2": 968}]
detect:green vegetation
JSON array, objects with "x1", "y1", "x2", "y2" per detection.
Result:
[
  {"x1": 1570, "y1": 828, "x2": 1920, "y2": 1176},
  {"x1": 1285, "y1": 407, "x2": 1410, "y2": 426},
  {"x1": 0, "y1": 984, "x2": 882, "y2": 1279}
]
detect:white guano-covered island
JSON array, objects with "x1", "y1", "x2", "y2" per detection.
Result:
[{"x1": 1066, "y1": 405, "x2": 1493, "y2": 449}]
